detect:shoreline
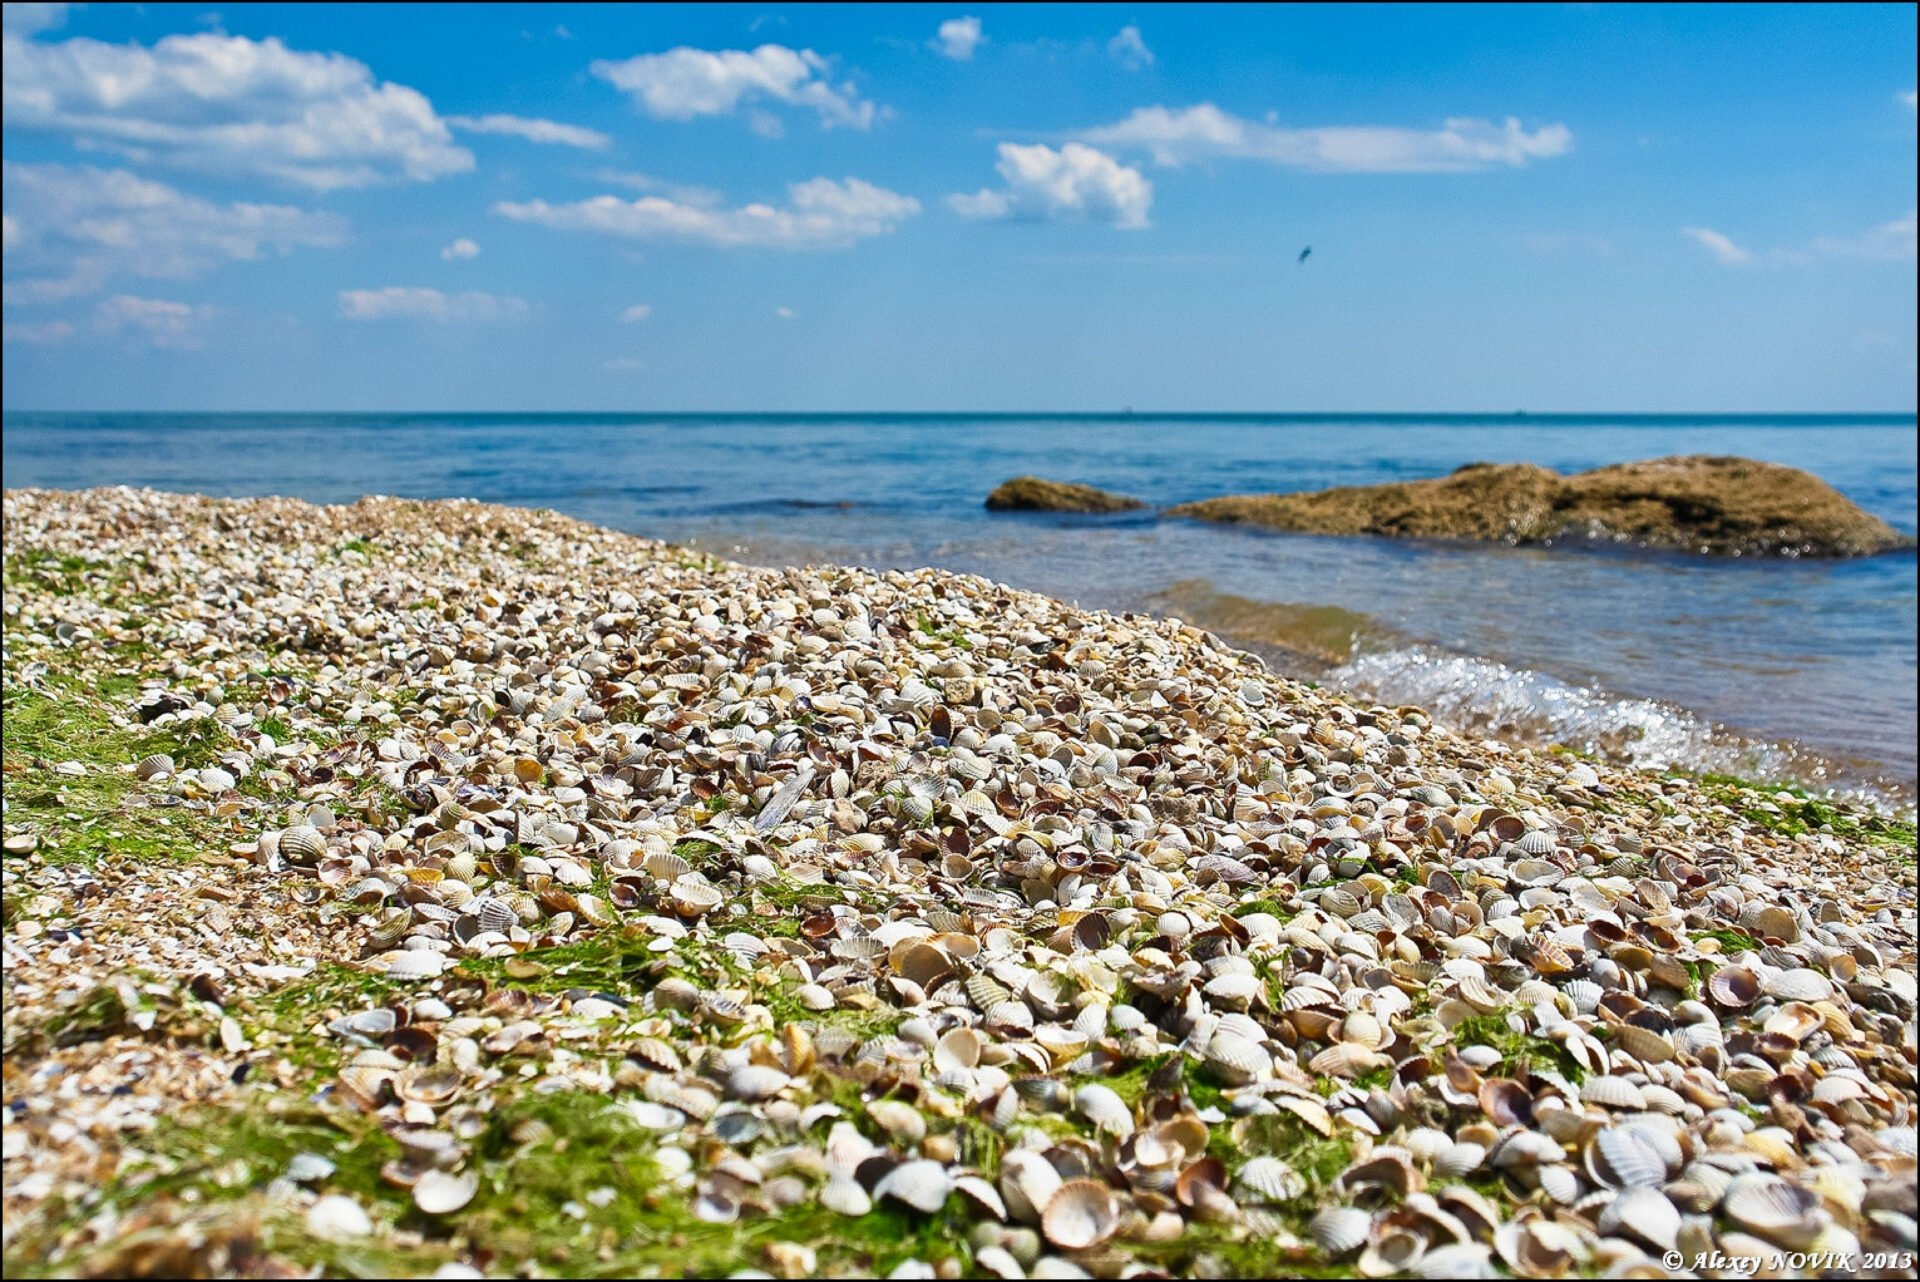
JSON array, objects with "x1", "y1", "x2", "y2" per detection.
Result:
[{"x1": 4, "y1": 487, "x2": 1916, "y2": 1278}]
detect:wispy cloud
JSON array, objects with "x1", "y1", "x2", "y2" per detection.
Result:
[
  {"x1": 1, "y1": 318, "x2": 76, "y2": 343},
  {"x1": 932, "y1": 17, "x2": 985, "y2": 61},
  {"x1": 1902, "y1": 89, "x2": 1918, "y2": 113},
  {"x1": 94, "y1": 294, "x2": 216, "y2": 348},
  {"x1": 1680, "y1": 226, "x2": 1752, "y2": 265},
  {"x1": 447, "y1": 113, "x2": 611, "y2": 149},
  {"x1": 2, "y1": 162, "x2": 345, "y2": 303},
  {"x1": 494, "y1": 177, "x2": 919, "y2": 250},
  {"x1": 338, "y1": 287, "x2": 529, "y2": 322},
  {"x1": 1107, "y1": 25, "x2": 1153, "y2": 71},
  {"x1": 950, "y1": 143, "x2": 1152, "y2": 229},
  {"x1": 440, "y1": 238, "x2": 480, "y2": 261},
  {"x1": 592, "y1": 169, "x2": 725, "y2": 207},
  {"x1": 1812, "y1": 210, "x2": 1917, "y2": 261},
  {"x1": 1, "y1": 30, "x2": 473, "y2": 189},
  {"x1": 589, "y1": 44, "x2": 878, "y2": 132},
  {"x1": 1081, "y1": 103, "x2": 1572, "y2": 172},
  {"x1": 774, "y1": 306, "x2": 795, "y2": 319},
  {"x1": 620, "y1": 303, "x2": 652, "y2": 321}
]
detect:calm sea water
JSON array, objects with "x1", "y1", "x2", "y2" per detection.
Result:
[{"x1": 4, "y1": 412, "x2": 1915, "y2": 804}]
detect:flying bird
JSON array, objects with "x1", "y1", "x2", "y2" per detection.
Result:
[{"x1": 1297, "y1": 246, "x2": 1312, "y2": 264}]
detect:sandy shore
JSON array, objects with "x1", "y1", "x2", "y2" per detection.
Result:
[{"x1": 3, "y1": 487, "x2": 1915, "y2": 1279}]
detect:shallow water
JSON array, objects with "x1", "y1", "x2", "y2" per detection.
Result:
[{"x1": 4, "y1": 412, "x2": 1914, "y2": 802}]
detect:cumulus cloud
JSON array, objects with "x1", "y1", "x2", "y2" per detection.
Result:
[
  {"x1": 94, "y1": 294, "x2": 215, "y2": 348},
  {"x1": 1, "y1": 30, "x2": 473, "y2": 188},
  {"x1": 619, "y1": 303, "x2": 652, "y2": 321},
  {"x1": 949, "y1": 143, "x2": 1152, "y2": 229},
  {"x1": 1, "y1": 3, "x2": 67, "y2": 34},
  {"x1": 447, "y1": 113, "x2": 611, "y2": 149},
  {"x1": 1107, "y1": 25, "x2": 1153, "y2": 71},
  {"x1": 440, "y1": 237, "x2": 480, "y2": 260},
  {"x1": 2, "y1": 162, "x2": 345, "y2": 303},
  {"x1": 1081, "y1": 103, "x2": 1573, "y2": 172},
  {"x1": 494, "y1": 176, "x2": 920, "y2": 250},
  {"x1": 589, "y1": 44, "x2": 877, "y2": 131},
  {"x1": 933, "y1": 17, "x2": 984, "y2": 61},
  {"x1": 1680, "y1": 226, "x2": 1752, "y2": 266},
  {"x1": 2, "y1": 318, "x2": 76, "y2": 343},
  {"x1": 338, "y1": 287, "x2": 530, "y2": 322},
  {"x1": 1812, "y1": 210, "x2": 1917, "y2": 261}
]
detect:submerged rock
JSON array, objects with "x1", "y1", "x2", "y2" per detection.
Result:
[
  {"x1": 1168, "y1": 455, "x2": 1914, "y2": 557},
  {"x1": 984, "y1": 476, "x2": 1145, "y2": 514}
]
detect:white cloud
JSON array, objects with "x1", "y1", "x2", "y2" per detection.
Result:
[
  {"x1": 440, "y1": 237, "x2": 480, "y2": 260},
  {"x1": 94, "y1": 294, "x2": 215, "y2": 348},
  {"x1": 338, "y1": 287, "x2": 529, "y2": 322},
  {"x1": 933, "y1": 17, "x2": 984, "y2": 61},
  {"x1": 775, "y1": 306, "x2": 795, "y2": 319},
  {"x1": 619, "y1": 303, "x2": 652, "y2": 321},
  {"x1": 594, "y1": 169, "x2": 724, "y2": 206},
  {"x1": 447, "y1": 113, "x2": 611, "y2": 149},
  {"x1": 1680, "y1": 226, "x2": 1752, "y2": 266},
  {"x1": 1, "y1": 212, "x2": 19, "y2": 252},
  {"x1": 494, "y1": 176, "x2": 919, "y2": 250},
  {"x1": 2, "y1": 318, "x2": 75, "y2": 343},
  {"x1": 589, "y1": 44, "x2": 877, "y2": 131},
  {"x1": 1812, "y1": 210, "x2": 1917, "y2": 261},
  {"x1": 1, "y1": 3, "x2": 67, "y2": 35},
  {"x1": 1, "y1": 30, "x2": 473, "y2": 189},
  {"x1": 1107, "y1": 25, "x2": 1152, "y2": 71},
  {"x1": 949, "y1": 143, "x2": 1152, "y2": 229},
  {"x1": 1903, "y1": 90, "x2": 1918, "y2": 112},
  {"x1": 604, "y1": 354, "x2": 645, "y2": 370},
  {"x1": 2, "y1": 162, "x2": 344, "y2": 302},
  {"x1": 1081, "y1": 103, "x2": 1573, "y2": 172}
]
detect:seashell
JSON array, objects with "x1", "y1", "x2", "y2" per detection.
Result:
[
  {"x1": 1597, "y1": 1185, "x2": 1680, "y2": 1251},
  {"x1": 1433, "y1": 1142, "x2": 1487, "y2": 1178},
  {"x1": 1536, "y1": 1163, "x2": 1581, "y2": 1205},
  {"x1": 280, "y1": 824, "x2": 327, "y2": 864},
  {"x1": 1073, "y1": 1084, "x2": 1133, "y2": 1135},
  {"x1": 1000, "y1": 1150, "x2": 1064, "y2": 1225},
  {"x1": 1310, "y1": 1206, "x2": 1374, "y2": 1257},
  {"x1": 411, "y1": 1168, "x2": 477, "y2": 1215},
  {"x1": 1041, "y1": 1179, "x2": 1119, "y2": 1250},
  {"x1": 1723, "y1": 1173, "x2": 1826, "y2": 1248},
  {"x1": 821, "y1": 1175, "x2": 872, "y2": 1217},
  {"x1": 1762, "y1": 968, "x2": 1833, "y2": 1003},
  {"x1": 669, "y1": 875, "x2": 724, "y2": 917},
  {"x1": 134, "y1": 753, "x2": 175, "y2": 780},
  {"x1": 933, "y1": 1027, "x2": 983, "y2": 1074},
  {"x1": 727, "y1": 1064, "x2": 791, "y2": 1101},
  {"x1": 1738, "y1": 903, "x2": 1798, "y2": 942},
  {"x1": 1585, "y1": 1127, "x2": 1666, "y2": 1189},
  {"x1": 1579, "y1": 1076, "x2": 1646, "y2": 1111},
  {"x1": 1612, "y1": 1024, "x2": 1674, "y2": 1065},
  {"x1": 876, "y1": 1160, "x2": 954, "y2": 1214},
  {"x1": 1203, "y1": 1031, "x2": 1270, "y2": 1083},
  {"x1": 1236, "y1": 1156, "x2": 1305, "y2": 1203}
]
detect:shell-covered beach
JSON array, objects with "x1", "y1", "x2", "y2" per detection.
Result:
[{"x1": 3, "y1": 487, "x2": 1916, "y2": 1279}]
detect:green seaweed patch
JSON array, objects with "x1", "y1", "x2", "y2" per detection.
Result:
[
  {"x1": 1446, "y1": 1011, "x2": 1589, "y2": 1083},
  {"x1": 2, "y1": 678, "x2": 240, "y2": 866},
  {"x1": 1691, "y1": 928, "x2": 1760, "y2": 954},
  {"x1": 1674, "y1": 771, "x2": 1916, "y2": 854}
]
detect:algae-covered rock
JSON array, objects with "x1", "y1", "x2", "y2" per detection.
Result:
[
  {"x1": 984, "y1": 476, "x2": 1145, "y2": 514},
  {"x1": 1167, "y1": 455, "x2": 1913, "y2": 557}
]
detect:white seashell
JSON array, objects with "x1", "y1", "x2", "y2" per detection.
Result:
[
  {"x1": 1000, "y1": 1150, "x2": 1063, "y2": 1225},
  {"x1": 412, "y1": 1169, "x2": 477, "y2": 1215},
  {"x1": 821, "y1": 1175, "x2": 873, "y2": 1217},
  {"x1": 1072, "y1": 1084, "x2": 1134, "y2": 1136},
  {"x1": 306, "y1": 1194, "x2": 373, "y2": 1238},
  {"x1": 1723, "y1": 1173, "x2": 1826, "y2": 1248},
  {"x1": 876, "y1": 1160, "x2": 954, "y2": 1214},
  {"x1": 1586, "y1": 1127, "x2": 1667, "y2": 1188},
  {"x1": 1310, "y1": 1206, "x2": 1374, "y2": 1256},
  {"x1": 1236, "y1": 1156, "x2": 1305, "y2": 1203},
  {"x1": 1041, "y1": 1179, "x2": 1119, "y2": 1250},
  {"x1": 1762, "y1": 968, "x2": 1833, "y2": 1003},
  {"x1": 727, "y1": 1064, "x2": 791, "y2": 1101}
]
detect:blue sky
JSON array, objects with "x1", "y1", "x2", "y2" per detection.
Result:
[{"x1": 2, "y1": 1, "x2": 1914, "y2": 411}]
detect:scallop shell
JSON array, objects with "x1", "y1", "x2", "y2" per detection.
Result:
[
  {"x1": 1310, "y1": 1206, "x2": 1374, "y2": 1256},
  {"x1": 875, "y1": 1160, "x2": 954, "y2": 1214},
  {"x1": 1722, "y1": 1173, "x2": 1825, "y2": 1247},
  {"x1": 999, "y1": 1150, "x2": 1063, "y2": 1225},
  {"x1": 1041, "y1": 1180, "x2": 1119, "y2": 1251},
  {"x1": 821, "y1": 1174, "x2": 873, "y2": 1217},
  {"x1": 1762, "y1": 968, "x2": 1833, "y2": 1003},
  {"x1": 669, "y1": 875, "x2": 724, "y2": 916},
  {"x1": 1236, "y1": 1156, "x2": 1305, "y2": 1203},
  {"x1": 134, "y1": 753, "x2": 175, "y2": 780},
  {"x1": 1073, "y1": 1084, "x2": 1134, "y2": 1135},
  {"x1": 1597, "y1": 1184, "x2": 1680, "y2": 1251},
  {"x1": 280, "y1": 824, "x2": 327, "y2": 864},
  {"x1": 1585, "y1": 1127, "x2": 1666, "y2": 1189},
  {"x1": 1580, "y1": 1076, "x2": 1647, "y2": 1111}
]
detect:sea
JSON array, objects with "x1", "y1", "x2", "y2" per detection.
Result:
[{"x1": 3, "y1": 412, "x2": 1914, "y2": 808}]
